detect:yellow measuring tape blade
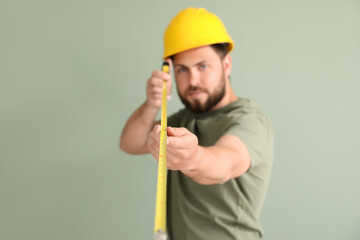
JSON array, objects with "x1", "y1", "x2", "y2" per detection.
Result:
[{"x1": 154, "y1": 62, "x2": 169, "y2": 239}]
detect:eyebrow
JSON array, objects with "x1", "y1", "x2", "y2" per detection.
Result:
[{"x1": 174, "y1": 60, "x2": 209, "y2": 68}]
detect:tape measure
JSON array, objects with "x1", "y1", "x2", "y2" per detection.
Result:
[{"x1": 154, "y1": 62, "x2": 169, "y2": 240}]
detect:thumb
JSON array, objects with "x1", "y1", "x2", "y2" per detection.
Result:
[{"x1": 167, "y1": 127, "x2": 188, "y2": 137}]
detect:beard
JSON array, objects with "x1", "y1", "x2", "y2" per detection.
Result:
[{"x1": 178, "y1": 73, "x2": 226, "y2": 114}]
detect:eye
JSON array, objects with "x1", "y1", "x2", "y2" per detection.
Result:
[
  {"x1": 199, "y1": 64, "x2": 208, "y2": 70},
  {"x1": 177, "y1": 67, "x2": 187, "y2": 73}
]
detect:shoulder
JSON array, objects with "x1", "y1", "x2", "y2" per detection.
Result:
[
  {"x1": 224, "y1": 98, "x2": 274, "y2": 168},
  {"x1": 229, "y1": 98, "x2": 272, "y2": 132},
  {"x1": 222, "y1": 98, "x2": 271, "y2": 128}
]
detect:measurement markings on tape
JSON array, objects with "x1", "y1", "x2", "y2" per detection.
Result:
[{"x1": 154, "y1": 62, "x2": 169, "y2": 240}]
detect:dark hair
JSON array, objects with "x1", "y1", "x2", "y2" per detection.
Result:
[
  {"x1": 169, "y1": 43, "x2": 229, "y2": 62},
  {"x1": 210, "y1": 43, "x2": 229, "y2": 60}
]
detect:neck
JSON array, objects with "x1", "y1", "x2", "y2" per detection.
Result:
[{"x1": 211, "y1": 79, "x2": 238, "y2": 111}]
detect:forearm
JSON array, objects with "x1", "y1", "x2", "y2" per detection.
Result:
[
  {"x1": 182, "y1": 136, "x2": 251, "y2": 185},
  {"x1": 181, "y1": 146, "x2": 234, "y2": 184},
  {"x1": 120, "y1": 101, "x2": 159, "y2": 154}
]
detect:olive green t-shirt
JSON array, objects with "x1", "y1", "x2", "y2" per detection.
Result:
[{"x1": 166, "y1": 98, "x2": 274, "y2": 240}]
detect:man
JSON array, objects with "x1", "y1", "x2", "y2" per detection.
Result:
[{"x1": 120, "y1": 7, "x2": 274, "y2": 240}]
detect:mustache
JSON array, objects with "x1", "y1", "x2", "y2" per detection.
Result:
[{"x1": 186, "y1": 86, "x2": 209, "y2": 94}]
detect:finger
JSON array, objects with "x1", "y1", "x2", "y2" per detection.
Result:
[
  {"x1": 146, "y1": 90, "x2": 163, "y2": 107},
  {"x1": 148, "y1": 77, "x2": 164, "y2": 88},
  {"x1": 149, "y1": 146, "x2": 159, "y2": 161},
  {"x1": 148, "y1": 126, "x2": 161, "y2": 155},
  {"x1": 152, "y1": 70, "x2": 171, "y2": 82},
  {"x1": 153, "y1": 124, "x2": 161, "y2": 134},
  {"x1": 153, "y1": 93, "x2": 163, "y2": 100},
  {"x1": 149, "y1": 74, "x2": 171, "y2": 100},
  {"x1": 148, "y1": 85, "x2": 163, "y2": 94},
  {"x1": 167, "y1": 136, "x2": 196, "y2": 152},
  {"x1": 167, "y1": 136, "x2": 184, "y2": 149},
  {"x1": 165, "y1": 58, "x2": 173, "y2": 72},
  {"x1": 150, "y1": 79, "x2": 170, "y2": 97},
  {"x1": 149, "y1": 88, "x2": 163, "y2": 98},
  {"x1": 167, "y1": 127, "x2": 189, "y2": 137},
  {"x1": 148, "y1": 125, "x2": 161, "y2": 145}
]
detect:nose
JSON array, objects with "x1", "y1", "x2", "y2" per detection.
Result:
[{"x1": 189, "y1": 69, "x2": 200, "y2": 86}]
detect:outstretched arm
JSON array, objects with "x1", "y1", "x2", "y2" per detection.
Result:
[{"x1": 148, "y1": 126, "x2": 251, "y2": 185}]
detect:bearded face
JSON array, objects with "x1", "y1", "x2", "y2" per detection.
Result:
[
  {"x1": 177, "y1": 73, "x2": 226, "y2": 113},
  {"x1": 173, "y1": 46, "x2": 229, "y2": 114}
]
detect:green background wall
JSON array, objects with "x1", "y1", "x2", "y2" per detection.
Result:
[{"x1": 1, "y1": 0, "x2": 359, "y2": 239}]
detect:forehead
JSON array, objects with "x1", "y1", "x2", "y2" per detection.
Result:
[{"x1": 173, "y1": 45, "x2": 220, "y2": 66}]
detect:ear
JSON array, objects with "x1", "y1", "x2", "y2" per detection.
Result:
[{"x1": 222, "y1": 54, "x2": 232, "y2": 78}]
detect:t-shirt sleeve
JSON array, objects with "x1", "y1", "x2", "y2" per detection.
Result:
[{"x1": 224, "y1": 113, "x2": 274, "y2": 170}]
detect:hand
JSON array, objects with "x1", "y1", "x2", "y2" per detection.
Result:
[
  {"x1": 166, "y1": 127, "x2": 200, "y2": 172},
  {"x1": 147, "y1": 125, "x2": 162, "y2": 160},
  {"x1": 148, "y1": 125, "x2": 200, "y2": 172},
  {"x1": 145, "y1": 59, "x2": 172, "y2": 109}
]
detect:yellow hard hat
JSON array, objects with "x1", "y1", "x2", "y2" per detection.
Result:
[{"x1": 163, "y1": 7, "x2": 234, "y2": 59}]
